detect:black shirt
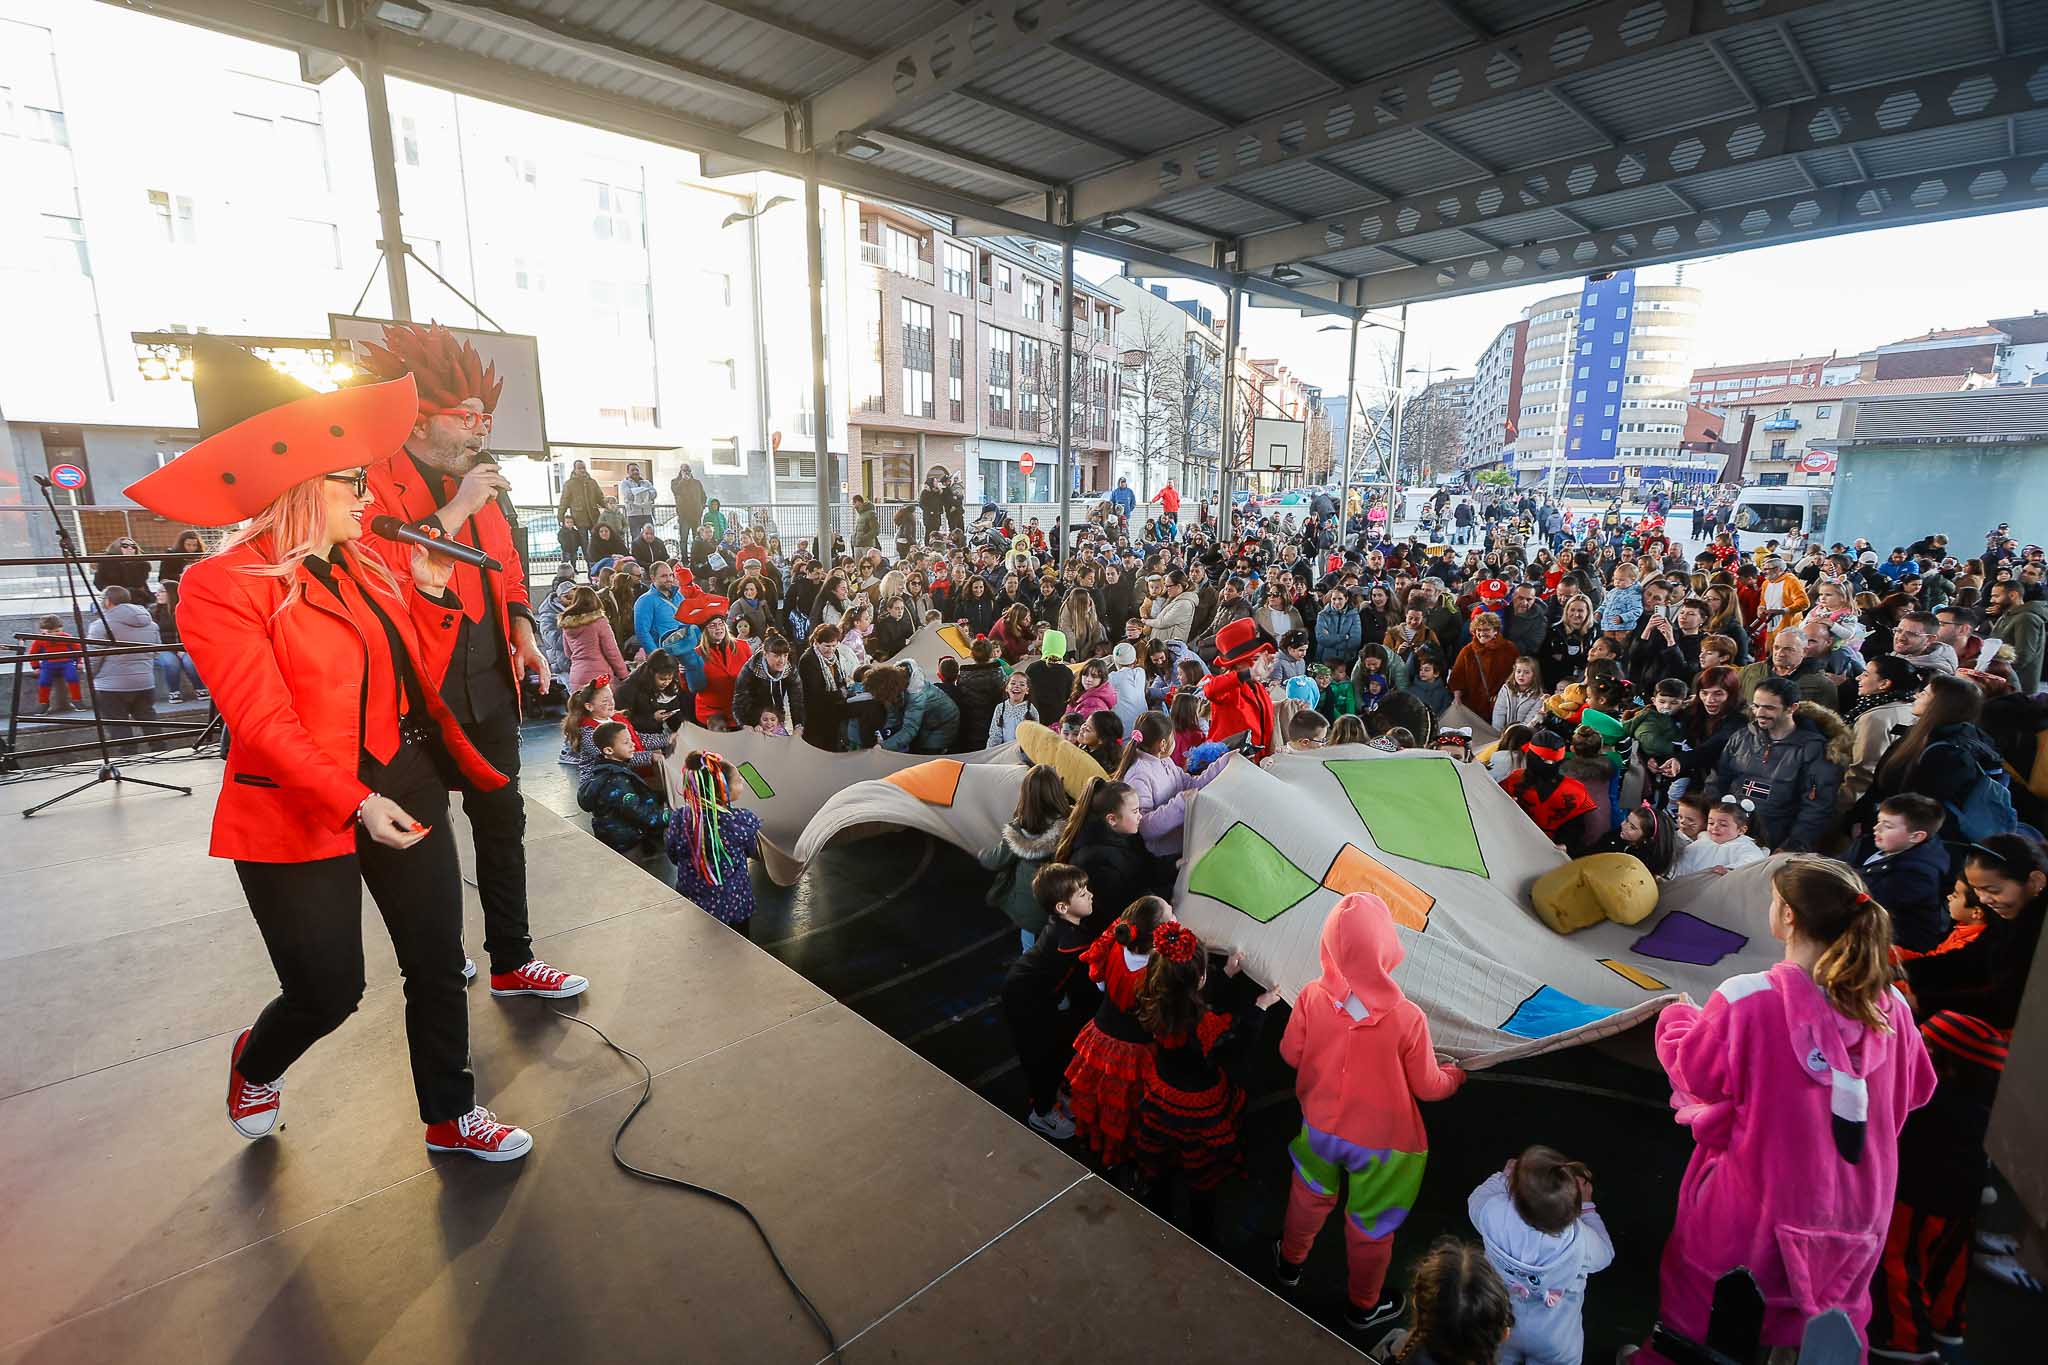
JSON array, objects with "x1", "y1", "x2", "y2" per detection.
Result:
[
  {"x1": 302, "y1": 552, "x2": 437, "y2": 789},
  {"x1": 410, "y1": 453, "x2": 515, "y2": 723}
]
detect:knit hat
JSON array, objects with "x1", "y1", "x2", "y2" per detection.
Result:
[
  {"x1": 1110, "y1": 642, "x2": 1137, "y2": 666},
  {"x1": 1039, "y1": 628, "x2": 1069, "y2": 660}
]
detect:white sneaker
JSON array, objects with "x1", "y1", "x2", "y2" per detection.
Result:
[
  {"x1": 462, "y1": 957, "x2": 477, "y2": 982},
  {"x1": 1026, "y1": 1107, "x2": 1075, "y2": 1140}
]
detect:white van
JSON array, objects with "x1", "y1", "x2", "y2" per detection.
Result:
[{"x1": 1729, "y1": 485, "x2": 1830, "y2": 554}]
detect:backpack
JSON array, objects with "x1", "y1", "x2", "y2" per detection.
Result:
[{"x1": 1945, "y1": 761, "x2": 2019, "y2": 842}]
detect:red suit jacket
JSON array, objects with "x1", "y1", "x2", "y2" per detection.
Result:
[
  {"x1": 1201, "y1": 666, "x2": 1275, "y2": 758},
  {"x1": 177, "y1": 538, "x2": 506, "y2": 863},
  {"x1": 359, "y1": 454, "x2": 531, "y2": 694}
]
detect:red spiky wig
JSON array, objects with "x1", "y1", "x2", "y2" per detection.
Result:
[{"x1": 355, "y1": 322, "x2": 504, "y2": 414}]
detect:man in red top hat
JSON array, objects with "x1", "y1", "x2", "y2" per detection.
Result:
[
  {"x1": 355, "y1": 323, "x2": 587, "y2": 1002},
  {"x1": 1202, "y1": 617, "x2": 1278, "y2": 758}
]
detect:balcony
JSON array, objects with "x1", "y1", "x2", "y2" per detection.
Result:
[{"x1": 1761, "y1": 416, "x2": 1802, "y2": 431}]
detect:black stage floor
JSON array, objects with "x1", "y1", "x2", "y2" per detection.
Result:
[{"x1": 4, "y1": 734, "x2": 2040, "y2": 1361}]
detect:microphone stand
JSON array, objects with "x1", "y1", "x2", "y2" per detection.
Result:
[{"x1": 20, "y1": 476, "x2": 192, "y2": 818}]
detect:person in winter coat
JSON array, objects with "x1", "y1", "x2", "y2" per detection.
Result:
[
  {"x1": 1705, "y1": 679, "x2": 1847, "y2": 852},
  {"x1": 977, "y1": 765, "x2": 1072, "y2": 949},
  {"x1": 1274, "y1": 893, "x2": 1465, "y2": 1331},
  {"x1": 556, "y1": 460, "x2": 605, "y2": 551},
  {"x1": 684, "y1": 615, "x2": 752, "y2": 730},
  {"x1": 576, "y1": 722, "x2": 670, "y2": 855},
  {"x1": 869, "y1": 659, "x2": 960, "y2": 753},
  {"x1": 728, "y1": 578, "x2": 771, "y2": 640},
  {"x1": 1314, "y1": 589, "x2": 1363, "y2": 666},
  {"x1": 1025, "y1": 628, "x2": 1075, "y2": 723},
  {"x1": 669, "y1": 463, "x2": 706, "y2": 537},
  {"x1": 1448, "y1": 611, "x2": 1520, "y2": 714},
  {"x1": 1643, "y1": 857, "x2": 1933, "y2": 1360},
  {"x1": 1989, "y1": 580, "x2": 2047, "y2": 693},
  {"x1": 557, "y1": 585, "x2": 630, "y2": 692},
  {"x1": 850, "y1": 495, "x2": 880, "y2": 552},
  {"x1": 730, "y1": 631, "x2": 804, "y2": 733},
  {"x1": 1067, "y1": 658, "x2": 1119, "y2": 720},
  {"x1": 1202, "y1": 619, "x2": 1279, "y2": 758},
  {"x1": 1838, "y1": 654, "x2": 1920, "y2": 810},
  {"x1": 533, "y1": 574, "x2": 577, "y2": 683},
  {"x1": 87, "y1": 584, "x2": 162, "y2": 748},
  {"x1": 92, "y1": 536, "x2": 153, "y2": 600},
  {"x1": 1053, "y1": 776, "x2": 1168, "y2": 937},
  {"x1": 869, "y1": 594, "x2": 917, "y2": 660},
  {"x1": 957, "y1": 576, "x2": 1000, "y2": 638},
  {"x1": 613, "y1": 650, "x2": 688, "y2": 735},
  {"x1": 1106, "y1": 641, "x2": 1149, "y2": 733},
  {"x1": 1491, "y1": 655, "x2": 1547, "y2": 732},
  {"x1": 1865, "y1": 673, "x2": 2007, "y2": 829},
  {"x1": 1468, "y1": 1148, "x2": 1614, "y2": 1365},
  {"x1": 988, "y1": 670, "x2": 1039, "y2": 746},
  {"x1": 952, "y1": 638, "x2": 1007, "y2": 749},
  {"x1": 1113, "y1": 712, "x2": 1232, "y2": 858}
]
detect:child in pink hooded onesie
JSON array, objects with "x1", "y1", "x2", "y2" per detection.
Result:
[
  {"x1": 1275, "y1": 892, "x2": 1464, "y2": 1324},
  {"x1": 1645, "y1": 855, "x2": 1934, "y2": 1359}
]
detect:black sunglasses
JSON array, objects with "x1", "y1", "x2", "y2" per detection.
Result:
[{"x1": 324, "y1": 470, "x2": 370, "y2": 497}]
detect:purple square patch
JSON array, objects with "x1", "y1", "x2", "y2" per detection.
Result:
[{"x1": 1632, "y1": 911, "x2": 1748, "y2": 967}]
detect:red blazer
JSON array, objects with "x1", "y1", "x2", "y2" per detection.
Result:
[
  {"x1": 360, "y1": 454, "x2": 531, "y2": 695},
  {"x1": 1201, "y1": 666, "x2": 1274, "y2": 758},
  {"x1": 177, "y1": 538, "x2": 506, "y2": 863},
  {"x1": 692, "y1": 636, "x2": 753, "y2": 726}
]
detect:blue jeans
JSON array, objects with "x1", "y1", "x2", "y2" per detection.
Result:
[{"x1": 156, "y1": 650, "x2": 200, "y2": 696}]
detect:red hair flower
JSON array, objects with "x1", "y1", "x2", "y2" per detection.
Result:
[{"x1": 1152, "y1": 923, "x2": 1200, "y2": 964}]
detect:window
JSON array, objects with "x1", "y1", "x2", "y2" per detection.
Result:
[
  {"x1": 707, "y1": 359, "x2": 737, "y2": 390},
  {"x1": 989, "y1": 327, "x2": 1014, "y2": 425},
  {"x1": 1611, "y1": 331, "x2": 1624, "y2": 344},
  {"x1": 22, "y1": 104, "x2": 67, "y2": 146},
  {"x1": 1609, "y1": 357, "x2": 1621, "y2": 369},
  {"x1": 1600, "y1": 428, "x2": 1613, "y2": 441},
  {"x1": 589, "y1": 182, "x2": 645, "y2": 246},
  {"x1": 1024, "y1": 279, "x2": 1043, "y2": 321},
  {"x1": 997, "y1": 263, "x2": 1012, "y2": 292},
  {"x1": 1018, "y1": 336, "x2": 1042, "y2": 429},
  {"x1": 1089, "y1": 357, "x2": 1111, "y2": 440},
  {"x1": 1769, "y1": 439, "x2": 1787, "y2": 458},
  {"x1": 700, "y1": 270, "x2": 732, "y2": 308},
  {"x1": 901, "y1": 298, "x2": 934, "y2": 418},
  {"x1": 774, "y1": 452, "x2": 819, "y2": 479},
  {"x1": 882, "y1": 225, "x2": 921, "y2": 278},
  {"x1": 707, "y1": 437, "x2": 742, "y2": 473},
  {"x1": 1606, "y1": 380, "x2": 1619, "y2": 393},
  {"x1": 1603, "y1": 404, "x2": 1615, "y2": 416},
  {"x1": 1615, "y1": 307, "x2": 1627, "y2": 319},
  {"x1": 943, "y1": 242, "x2": 973, "y2": 295},
  {"x1": 288, "y1": 218, "x2": 342, "y2": 269},
  {"x1": 406, "y1": 235, "x2": 442, "y2": 271},
  {"x1": 1815, "y1": 406, "x2": 1831, "y2": 418},
  {"x1": 1581, "y1": 341, "x2": 1593, "y2": 355},
  {"x1": 40, "y1": 214, "x2": 89, "y2": 276},
  {"x1": 147, "y1": 190, "x2": 196, "y2": 244},
  {"x1": 1618, "y1": 279, "x2": 1631, "y2": 292},
  {"x1": 513, "y1": 257, "x2": 542, "y2": 292},
  {"x1": 400, "y1": 115, "x2": 419, "y2": 166},
  {"x1": 1578, "y1": 366, "x2": 1590, "y2": 379}
]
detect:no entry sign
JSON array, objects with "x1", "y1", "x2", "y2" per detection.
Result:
[{"x1": 1018, "y1": 451, "x2": 1035, "y2": 476}]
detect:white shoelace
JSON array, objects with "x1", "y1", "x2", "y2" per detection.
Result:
[
  {"x1": 236, "y1": 1076, "x2": 282, "y2": 1105},
  {"x1": 520, "y1": 961, "x2": 566, "y2": 987},
  {"x1": 458, "y1": 1106, "x2": 509, "y2": 1141}
]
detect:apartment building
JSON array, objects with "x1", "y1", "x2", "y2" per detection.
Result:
[
  {"x1": 1723, "y1": 375, "x2": 1973, "y2": 486},
  {"x1": 849, "y1": 205, "x2": 1120, "y2": 508},
  {"x1": 1461, "y1": 318, "x2": 1527, "y2": 476},
  {"x1": 1687, "y1": 354, "x2": 1832, "y2": 408}
]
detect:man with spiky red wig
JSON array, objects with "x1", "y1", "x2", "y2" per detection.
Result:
[{"x1": 357, "y1": 322, "x2": 588, "y2": 1002}]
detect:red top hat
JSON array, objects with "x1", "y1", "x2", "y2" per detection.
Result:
[
  {"x1": 1212, "y1": 617, "x2": 1274, "y2": 670},
  {"x1": 124, "y1": 338, "x2": 418, "y2": 527}
]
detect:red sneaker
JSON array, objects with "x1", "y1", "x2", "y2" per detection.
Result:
[
  {"x1": 424, "y1": 1105, "x2": 533, "y2": 1162},
  {"x1": 226, "y1": 1027, "x2": 283, "y2": 1139},
  {"x1": 488, "y1": 958, "x2": 588, "y2": 999}
]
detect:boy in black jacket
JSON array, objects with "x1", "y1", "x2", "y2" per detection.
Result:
[
  {"x1": 1854, "y1": 794, "x2": 1952, "y2": 952},
  {"x1": 1000, "y1": 864, "x2": 1097, "y2": 1141},
  {"x1": 576, "y1": 722, "x2": 670, "y2": 856}
]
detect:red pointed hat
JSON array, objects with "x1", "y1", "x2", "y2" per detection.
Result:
[
  {"x1": 1213, "y1": 616, "x2": 1274, "y2": 669},
  {"x1": 125, "y1": 337, "x2": 418, "y2": 527},
  {"x1": 675, "y1": 592, "x2": 732, "y2": 627}
]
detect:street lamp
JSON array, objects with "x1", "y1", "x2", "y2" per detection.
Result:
[{"x1": 721, "y1": 192, "x2": 797, "y2": 507}]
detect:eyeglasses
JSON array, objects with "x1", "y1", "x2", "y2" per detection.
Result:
[
  {"x1": 424, "y1": 406, "x2": 494, "y2": 432},
  {"x1": 324, "y1": 470, "x2": 370, "y2": 496}
]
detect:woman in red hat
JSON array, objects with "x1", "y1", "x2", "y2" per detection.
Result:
[
  {"x1": 1202, "y1": 617, "x2": 1278, "y2": 758},
  {"x1": 124, "y1": 340, "x2": 533, "y2": 1162}
]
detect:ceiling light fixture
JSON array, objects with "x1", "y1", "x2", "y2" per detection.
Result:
[
  {"x1": 1101, "y1": 215, "x2": 1140, "y2": 235},
  {"x1": 1272, "y1": 265, "x2": 1303, "y2": 283},
  {"x1": 371, "y1": 0, "x2": 432, "y2": 31}
]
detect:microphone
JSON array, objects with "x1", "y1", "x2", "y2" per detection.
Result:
[{"x1": 370, "y1": 515, "x2": 503, "y2": 573}]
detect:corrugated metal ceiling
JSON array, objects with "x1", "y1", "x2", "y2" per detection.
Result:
[{"x1": 252, "y1": 0, "x2": 2048, "y2": 305}]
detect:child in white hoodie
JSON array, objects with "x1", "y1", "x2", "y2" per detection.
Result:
[{"x1": 1467, "y1": 1146, "x2": 1613, "y2": 1365}]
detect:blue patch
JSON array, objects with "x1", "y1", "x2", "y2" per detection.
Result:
[{"x1": 1501, "y1": 985, "x2": 1621, "y2": 1040}]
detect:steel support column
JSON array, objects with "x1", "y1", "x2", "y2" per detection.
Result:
[
  {"x1": 805, "y1": 166, "x2": 833, "y2": 554},
  {"x1": 1217, "y1": 283, "x2": 1240, "y2": 541},
  {"x1": 1386, "y1": 305, "x2": 1409, "y2": 531},
  {"x1": 1057, "y1": 241, "x2": 1075, "y2": 567},
  {"x1": 1338, "y1": 312, "x2": 1358, "y2": 547},
  {"x1": 353, "y1": 14, "x2": 411, "y2": 321}
]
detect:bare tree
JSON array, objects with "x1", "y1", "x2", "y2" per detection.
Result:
[
  {"x1": 1117, "y1": 309, "x2": 1185, "y2": 498},
  {"x1": 1305, "y1": 406, "x2": 1335, "y2": 484}
]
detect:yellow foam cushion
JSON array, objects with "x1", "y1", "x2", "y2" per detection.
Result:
[{"x1": 1531, "y1": 853, "x2": 1660, "y2": 935}]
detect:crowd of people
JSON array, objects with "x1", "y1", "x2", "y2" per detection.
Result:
[{"x1": 525, "y1": 470, "x2": 2045, "y2": 1360}]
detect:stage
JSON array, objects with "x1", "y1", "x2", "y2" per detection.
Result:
[{"x1": 0, "y1": 757, "x2": 1353, "y2": 1363}]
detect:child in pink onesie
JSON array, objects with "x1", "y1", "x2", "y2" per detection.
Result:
[
  {"x1": 1644, "y1": 854, "x2": 1934, "y2": 1359},
  {"x1": 1273, "y1": 892, "x2": 1465, "y2": 1333}
]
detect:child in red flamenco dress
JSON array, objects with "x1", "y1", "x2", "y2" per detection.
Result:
[
  {"x1": 1131, "y1": 922, "x2": 1278, "y2": 1235},
  {"x1": 1065, "y1": 895, "x2": 1172, "y2": 1169}
]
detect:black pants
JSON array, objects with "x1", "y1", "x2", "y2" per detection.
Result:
[
  {"x1": 97, "y1": 687, "x2": 157, "y2": 752},
  {"x1": 235, "y1": 747, "x2": 471, "y2": 1123},
  {"x1": 454, "y1": 694, "x2": 534, "y2": 977}
]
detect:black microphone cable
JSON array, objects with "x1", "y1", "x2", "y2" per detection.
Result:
[{"x1": 549, "y1": 1007, "x2": 842, "y2": 1363}]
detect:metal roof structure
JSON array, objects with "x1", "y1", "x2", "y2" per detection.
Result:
[{"x1": 120, "y1": 0, "x2": 2047, "y2": 315}]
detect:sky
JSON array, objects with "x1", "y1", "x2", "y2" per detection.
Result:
[{"x1": 1076, "y1": 205, "x2": 2048, "y2": 400}]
